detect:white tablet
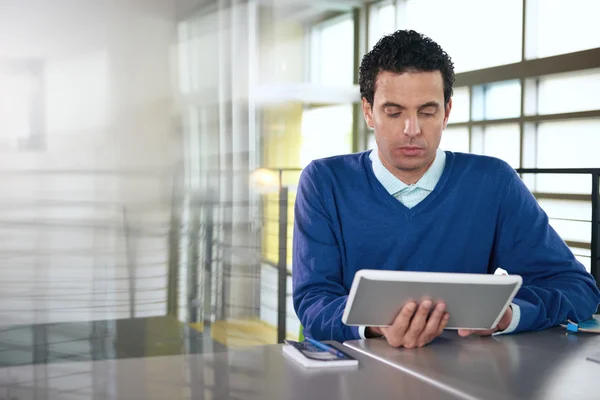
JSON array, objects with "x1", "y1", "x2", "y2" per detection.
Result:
[{"x1": 341, "y1": 270, "x2": 522, "y2": 330}]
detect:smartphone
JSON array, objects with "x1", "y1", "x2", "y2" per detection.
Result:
[{"x1": 284, "y1": 339, "x2": 356, "y2": 362}]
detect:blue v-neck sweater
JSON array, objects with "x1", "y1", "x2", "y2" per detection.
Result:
[{"x1": 292, "y1": 151, "x2": 600, "y2": 342}]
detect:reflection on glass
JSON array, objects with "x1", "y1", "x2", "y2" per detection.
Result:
[
  {"x1": 0, "y1": 69, "x2": 36, "y2": 149},
  {"x1": 401, "y1": 0, "x2": 522, "y2": 72}
]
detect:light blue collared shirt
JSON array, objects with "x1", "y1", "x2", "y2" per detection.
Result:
[
  {"x1": 369, "y1": 148, "x2": 446, "y2": 208},
  {"x1": 358, "y1": 148, "x2": 520, "y2": 339}
]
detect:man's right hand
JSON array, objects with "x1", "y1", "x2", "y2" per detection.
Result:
[{"x1": 367, "y1": 300, "x2": 449, "y2": 348}]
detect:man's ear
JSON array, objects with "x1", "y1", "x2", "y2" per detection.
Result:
[
  {"x1": 362, "y1": 98, "x2": 375, "y2": 129},
  {"x1": 443, "y1": 97, "x2": 453, "y2": 129}
]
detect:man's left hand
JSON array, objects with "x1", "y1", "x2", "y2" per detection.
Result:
[{"x1": 458, "y1": 306, "x2": 513, "y2": 337}]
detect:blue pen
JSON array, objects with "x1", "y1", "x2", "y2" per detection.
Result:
[{"x1": 304, "y1": 336, "x2": 347, "y2": 359}]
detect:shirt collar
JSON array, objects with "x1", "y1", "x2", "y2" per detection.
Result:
[{"x1": 369, "y1": 148, "x2": 446, "y2": 195}]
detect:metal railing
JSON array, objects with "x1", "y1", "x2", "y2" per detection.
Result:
[
  {"x1": 517, "y1": 168, "x2": 600, "y2": 289},
  {"x1": 0, "y1": 168, "x2": 175, "y2": 327}
]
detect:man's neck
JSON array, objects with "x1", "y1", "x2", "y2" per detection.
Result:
[{"x1": 379, "y1": 153, "x2": 436, "y2": 185}]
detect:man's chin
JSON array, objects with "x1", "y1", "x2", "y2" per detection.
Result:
[{"x1": 392, "y1": 161, "x2": 428, "y2": 172}]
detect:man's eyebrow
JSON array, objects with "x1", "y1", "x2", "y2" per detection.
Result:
[
  {"x1": 418, "y1": 101, "x2": 440, "y2": 109},
  {"x1": 381, "y1": 102, "x2": 405, "y2": 109},
  {"x1": 380, "y1": 101, "x2": 441, "y2": 110}
]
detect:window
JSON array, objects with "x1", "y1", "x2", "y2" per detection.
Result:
[
  {"x1": 534, "y1": 69, "x2": 600, "y2": 115},
  {"x1": 472, "y1": 124, "x2": 520, "y2": 168},
  {"x1": 368, "y1": 133, "x2": 377, "y2": 150},
  {"x1": 300, "y1": 105, "x2": 353, "y2": 167},
  {"x1": 311, "y1": 15, "x2": 355, "y2": 86},
  {"x1": 471, "y1": 80, "x2": 521, "y2": 121},
  {"x1": 369, "y1": 1, "x2": 396, "y2": 49},
  {"x1": 440, "y1": 127, "x2": 469, "y2": 153},
  {"x1": 537, "y1": 119, "x2": 600, "y2": 168},
  {"x1": 448, "y1": 86, "x2": 469, "y2": 124},
  {"x1": 526, "y1": 0, "x2": 600, "y2": 59},
  {"x1": 398, "y1": 0, "x2": 522, "y2": 72}
]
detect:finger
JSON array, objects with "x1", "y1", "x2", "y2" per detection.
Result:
[
  {"x1": 458, "y1": 328, "x2": 494, "y2": 337},
  {"x1": 417, "y1": 303, "x2": 446, "y2": 347},
  {"x1": 458, "y1": 329, "x2": 474, "y2": 337},
  {"x1": 385, "y1": 302, "x2": 417, "y2": 347},
  {"x1": 391, "y1": 302, "x2": 418, "y2": 336},
  {"x1": 403, "y1": 300, "x2": 432, "y2": 348},
  {"x1": 435, "y1": 312, "x2": 450, "y2": 337}
]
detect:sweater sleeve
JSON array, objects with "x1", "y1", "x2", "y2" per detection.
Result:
[
  {"x1": 292, "y1": 163, "x2": 360, "y2": 342},
  {"x1": 494, "y1": 166, "x2": 600, "y2": 333}
]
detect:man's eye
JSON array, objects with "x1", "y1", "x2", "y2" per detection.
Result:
[
  {"x1": 419, "y1": 112, "x2": 435, "y2": 117},
  {"x1": 387, "y1": 113, "x2": 400, "y2": 118}
]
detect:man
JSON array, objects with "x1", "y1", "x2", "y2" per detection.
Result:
[{"x1": 292, "y1": 30, "x2": 600, "y2": 348}]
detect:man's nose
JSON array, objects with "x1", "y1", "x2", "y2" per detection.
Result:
[{"x1": 403, "y1": 115, "x2": 421, "y2": 137}]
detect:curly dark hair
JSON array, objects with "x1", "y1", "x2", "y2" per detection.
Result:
[{"x1": 359, "y1": 30, "x2": 455, "y2": 106}]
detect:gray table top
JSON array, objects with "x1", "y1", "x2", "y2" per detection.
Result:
[
  {"x1": 345, "y1": 326, "x2": 600, "y2": 400},
  {"x1": 0, "y1": 340, "x2": 454, "y2": 400},
  {"x1": 1, "y1": 326, "x2": 599, "y2": 400}
]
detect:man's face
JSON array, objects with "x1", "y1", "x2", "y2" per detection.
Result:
[{"x1": 362, "y1": 70, "x2": 452, "y2": 183}]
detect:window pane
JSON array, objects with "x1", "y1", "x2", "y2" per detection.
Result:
[
  {"x1": 369, "y1": 3, "x2": 396, "y2": 49},
  {"x1": 537, "y1": 119, "x2": 600, "y2": 168},
  {"x1": 537, "y1": 199, "x2": 591, "y2": 222},
  {"x1": 400, "y1": 0, "x2": 522, "y2": 72},
  {"x1": 573, "y1": 248, "x2": 591, "y2": 273},
  {"x1": 548, "y1": 219, "x2": 590, "y2": 244},
  {"x1": 537, "y1": 198, "x2": 591, "y2": 267},
  {"x1": 472, "y1": 80, "x2": 521, "y2": 121},
  {"x1": 301, "y1": 105, "x2": 353, "y2": 167},
  {"x1": 482, "y1": 124, "x2": 520, "y2": 168},
  {"x1": 528, "y1": 0, "x2": 600, "y2": 59},
  {"x1": 368, "y1": 133, "x2": 377, "y2": 150},
  {"x1": 448, "y1": 86, "x2": 469, "y2": 123},
  {"x1": 311, "y1": 16, "x2": 354, "y2": 86},
  {"x1": 440, "y1": 127, "x2": 469, "y2": 153},
  {"x1": 534, "y1": 174, "x2": 591, "y2": 196},
  {"x1": 535, "y1": 69, "x2": 600, "y2": 115}
]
